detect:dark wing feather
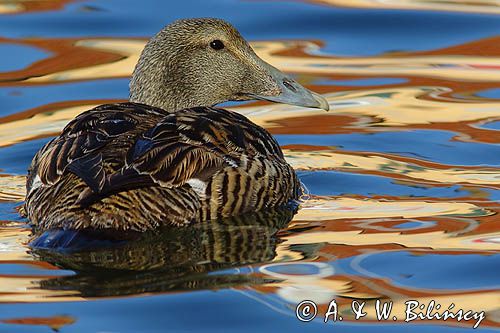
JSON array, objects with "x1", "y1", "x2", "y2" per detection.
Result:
[
  {"x1": 34, "y1": 128, "x2": 110, "y2": 188},
  {"x1": 66, "y1": 153, "x2": 105, "y2": 193},
  {"x1": 28, "y1": 102, "x2": 163, "y2": 193}
]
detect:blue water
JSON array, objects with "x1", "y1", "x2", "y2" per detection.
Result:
[
  {"x1": 2, "y1": 0, "x2": 500, "y2": 56},
  {"x1": 300, "y1": 171, "x2": 473, "y2": 198},
  {"x1": 337, "y1": 251, "x2": 500, "y2": 291},
  {"x1": 0, "y1": 44, "x2": 48, "y2": 72},
  {"x1": 0, "y1": 1, "x2": 499, "y2": 333},
  {"x1": 0, "y1": 79, "x2": 128, "y2": 118},
  {"x1": 278, "y1": 132, "x2": 500, "y2": 166}
]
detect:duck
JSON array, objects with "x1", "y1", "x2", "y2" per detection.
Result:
[{"x1": 24, "y1": 18, "x2": 329, "y2": 233}]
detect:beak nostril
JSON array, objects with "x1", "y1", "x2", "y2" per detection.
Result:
[
  {"x1": 256, "y1": 63, "x2": 328, "y2": 110},
  {"x1": 282, "y1": 79, "x2": 297, "y2": 93}
]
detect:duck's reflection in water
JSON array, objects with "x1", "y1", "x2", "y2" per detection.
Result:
[{"x1": 30, "y1": 207, "x2": 296, "y2": 297}]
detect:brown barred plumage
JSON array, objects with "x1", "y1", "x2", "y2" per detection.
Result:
[
  {"x1": 25, "y1": 102, "x2": 301, "y2": 232},
  {"x1": 24, "y1": 18, "x2": 329, "y2": 235}
]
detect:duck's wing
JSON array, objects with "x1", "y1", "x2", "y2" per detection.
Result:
[
  {"x1": 124, "y1": 106, "x2": 285, "y2": 185},
  {"x1": 27, "y1": 103, "x2": 165, "y2": 195},
  {"x1": 28, "y1": 103, "x2": 285, "y2": 207},
  {"x1": 79, "y1": 106, "x2": 286, "y2": 205}
]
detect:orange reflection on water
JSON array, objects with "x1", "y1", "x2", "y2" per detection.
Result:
[
  {"x1": 306, "y1": 0, "x2": 500, "y2": 14},
  {"x1": 0, "y1": 0, "x2": 73, "y2": 15},
  {"x1": 0, "y1": 9, "x2": 498, "y2": 330},
  {"x1": 1, "y1": 315, "x2": 75, "y2": 331}
]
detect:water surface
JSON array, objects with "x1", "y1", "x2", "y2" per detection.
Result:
[{"x1": 0, "y1": 1, "x2": 499, "y2": 332}]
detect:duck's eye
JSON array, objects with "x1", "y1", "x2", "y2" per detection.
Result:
[{"x1": 210, "y1": 40, "x2": 224, "y2": 50}]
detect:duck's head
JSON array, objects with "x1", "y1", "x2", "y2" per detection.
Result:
[{"x1": 130, "y1": 18, "x2": 329, "y2": 112}]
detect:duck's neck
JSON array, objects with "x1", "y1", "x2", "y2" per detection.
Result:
[{"x1": 129, "y1": 65, "x2": 198, "y2": 112}]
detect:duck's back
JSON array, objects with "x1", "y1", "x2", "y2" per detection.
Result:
[{"x1": 25, "y1": 102, "x2": 301, "y2": 232}]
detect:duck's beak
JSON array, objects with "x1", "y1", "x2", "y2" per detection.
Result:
[{"x1": 249, "y1": 63, "x2": 330, "y2": 111}]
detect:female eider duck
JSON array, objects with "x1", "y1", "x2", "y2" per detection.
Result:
[{"x1": 25, "y1": 18, "x2": 329, "y2": 232}]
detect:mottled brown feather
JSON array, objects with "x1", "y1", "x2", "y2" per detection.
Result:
[{"x1": 25, "y1": 102, "x2": 300, "y2": 231}]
